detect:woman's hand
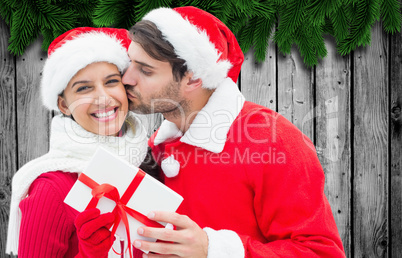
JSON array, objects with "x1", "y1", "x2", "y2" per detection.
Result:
[
  {"x1": 75, "y1": 208, "x2": 115, "y2": 258},
  {"x1": 134, "y1": 211, "x2": 208, "y2": 258}
]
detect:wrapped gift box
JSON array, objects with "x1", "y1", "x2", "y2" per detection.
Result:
[{"x1": 64, "y1": 147, "x2": 183, "y2": 246}]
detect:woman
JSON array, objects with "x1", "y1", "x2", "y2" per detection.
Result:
[{"x1": 6, "y1": 27, "x2": 150, "y2": 257}]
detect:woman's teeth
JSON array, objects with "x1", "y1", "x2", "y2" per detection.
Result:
[{"x1": 94, "y1": 109, "x2": 116, "y2": 118}]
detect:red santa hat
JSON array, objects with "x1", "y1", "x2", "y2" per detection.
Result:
[
  {"x1": 142, "y1": 6, "x2": 244, "y2": 89},
  {"x1": 41, "y1": 27, "x2": 131, "y2": 111}
]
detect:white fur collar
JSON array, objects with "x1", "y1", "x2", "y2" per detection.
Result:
[
  {"x1": 153, "y1": 78, "x2": 245, "y2": 153},
  {"x1": 6, "y1": 112, "x2": 148, "y2": 255}
]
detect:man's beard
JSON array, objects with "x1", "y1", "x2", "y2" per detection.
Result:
[{"x1": 128, "y1": 81, "x2": 189, "y2": 118}]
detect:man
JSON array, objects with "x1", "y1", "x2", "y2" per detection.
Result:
[{"x1": 76, "y1": 6, "x2": 346, "y2": 258}]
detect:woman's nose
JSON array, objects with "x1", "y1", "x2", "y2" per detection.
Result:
[
  {"x1": 94, "y1": 88, "x2": 114, "y2": 106},
  {"x1": 94, "y1": 96, "x2": 113, "y2": 107}
]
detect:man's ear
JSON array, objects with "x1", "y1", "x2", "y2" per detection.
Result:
[
  {"x1": 184, "y1": 72, "x2": 202, "y2": 92},
  {"x1": 57, "y1": 96, "x2": 71, "y2": 116}
]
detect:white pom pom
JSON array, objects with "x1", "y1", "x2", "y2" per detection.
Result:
[{"x1": 161, "y1": 155, "x2": 180, "y2": 178}]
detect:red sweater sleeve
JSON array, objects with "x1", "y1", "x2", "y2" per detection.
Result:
[{"x1": 18, "y1": 171, "x2": 79, "y2": 258}]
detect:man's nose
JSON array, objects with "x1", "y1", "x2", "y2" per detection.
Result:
[{"x1": 122, "y1": 64, "x2": 137, "y2": 86}]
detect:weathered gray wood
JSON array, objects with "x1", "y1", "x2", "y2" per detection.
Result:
[
  {"x1": 390, "y1": 26, "x2": 402, "y2": 258},
  {"x1": 0, "y1": 19, "x2": 17, "y2": 258},
  {"x1": 240, "y1": 43, "x2": 276, "y2": 111},
  {"x1": 315, "y1": 35, "x2": 352, "y2": 256},
  {"x1": 277, "y1": 46, "x2": 314, "y2": 141},
  {"x1": 353, "y1": 22, "x2": 389, "y2": 257},
  {"x1": 135, "y1": 113, "x2": 164, "y2": 138},
  {"x1": 1, "y1": 14, "x2": 401, "y2": 258},
  {"x1": 16, "y1": 38, "x2": 51, "y2": 168}
]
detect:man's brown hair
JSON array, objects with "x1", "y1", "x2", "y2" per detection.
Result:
[{"x1": 129, "y1": 20, "x2": 188, "y2": 82}]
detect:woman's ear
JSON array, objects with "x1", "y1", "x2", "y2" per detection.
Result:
[{"x1": 57, "y1": 95, "x2": 71, "y2": 116}]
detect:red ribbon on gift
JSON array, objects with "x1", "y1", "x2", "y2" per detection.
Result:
[{"x1": 78, "y1": 169, "x2": 164, "y2": 257}]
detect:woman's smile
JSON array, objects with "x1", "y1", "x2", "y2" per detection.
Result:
[{"x1": 91, "y1": 107, "x2": 119, "y2": 122}]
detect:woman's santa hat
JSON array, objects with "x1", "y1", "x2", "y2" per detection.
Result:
[
  {"x1": 41, "y1": 27, "x2": 131, "y2": 111},
  {"x1": 142, "y1": 6, "x2": 244, "y2": 90}
]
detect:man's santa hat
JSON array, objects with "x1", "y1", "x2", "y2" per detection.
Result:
[
  {"x1": 41, "y1": 27, "x2": 131, "y2": 111},
  {"x1": 142, "y1": 6, "x2": 244, "y2": 90}
]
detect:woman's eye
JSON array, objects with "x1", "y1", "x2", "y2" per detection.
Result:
[
  {"x1": 76, "y1": 86, "x2": 90, "y2": 92},
  {"x1": 106, "y1": 79, "x2": 120, "y2": 84}
]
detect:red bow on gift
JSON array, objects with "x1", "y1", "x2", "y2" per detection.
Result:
[{"x1": 78, "y1": 170, "x2": 164, "y2": 257}]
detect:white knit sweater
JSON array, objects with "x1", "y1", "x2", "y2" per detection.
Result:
[{"x1": 6, "y1": 112, "x2": 148, "y2": 255}]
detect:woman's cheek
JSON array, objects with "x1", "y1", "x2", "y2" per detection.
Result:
[{"x1": 69, "y1": 98, "x2": 94, "y2": 113}]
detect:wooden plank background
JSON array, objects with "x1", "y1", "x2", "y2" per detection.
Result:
[{"x1": 1, "y1": 18, "x2": 401, "y2": 257}]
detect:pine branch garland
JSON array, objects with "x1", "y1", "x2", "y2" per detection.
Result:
[
  {"x1": 135, "y1": 0, "x2": 173, "y2": 21},
  {"x1": 294, "y1": 23, "x2": 317, "y2": 66},
  {"x1": 307, "y1": 0, "x2": 338, "y2": 26},
  {"x1": 0, "y1": 0, "x2": 12, "y2": 25},
  {"x1": 331, "y1": 4, "x2": 349, "y2": 42},
  {"x1": 181, "y1": 0, "x2": 222, "y2": 16},
  {"x1": 238, "y1": 16, "x2": 258, "y2": 54},
  {"x1": 274, "y1": 0, "x2": 308, "y2": 55},
  {"x1": 223, "y1": 4, "x2": 249, "y2": 34},
  {"x1": 1, "y1": 0, "x2": 96, "y2": 55},
  {"x1": 0, "y1": 0, "x2": 401, "y2": 67},
  {"x1": 93, "y1": 0, "x2": 125, "y2": 27},
  {"x1": 253, "y1": 15, "x2": 276, "y2": 62},
  {"x1": 94, "y1": 0, "x2": 138, "y2": 29},
  {"x1": 251, "y1": 1, "x2": 277, "y2": 20},
  {"x1": 8, "y1": 2, "x2": 39, "y2": 55},
  {"x1": 40, "y1": 27, "x2": 54, "y2": 52},
  {"x1": 338, "y1": 0, "x2": 381, "y2": 55},
  {"x1": 34, "y1": 2, "x2": 77, "y2": 32},
  {"x1": 381, "y1": 0, "x2": 402, "y2": 33}
]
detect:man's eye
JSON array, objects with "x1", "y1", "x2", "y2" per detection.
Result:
[{"x1": 140, "y1": 68, "x2": 152, "y2": 76}]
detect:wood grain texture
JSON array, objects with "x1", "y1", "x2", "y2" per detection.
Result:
[
  {"x1": 15, "y1": 37, "x2": 50, "y2": 168},
  {"x1": 277, "y1": 46, "x2": 314, "y2": 141},
  {"x1": 0, "y1": 14, "x2": 401, "y2": 258},
  {"x1": 134, "y1": 113, "x2": 164, "y2": 138},
  {"x1": 315, "y1": 35, "x2": 352, "y2": 257},
  {"x1": 390, "y1": 26, "x2": 402, "y2": 258},
  {"x1": 240, "y1": 43, "x2": 276, "y2": 111},
  {"x1": 353, "y1": 22, "x2": 389, "y2": 257},
  {"x1": 0, "y1": 19, "x2": 16, "y2": 258}
]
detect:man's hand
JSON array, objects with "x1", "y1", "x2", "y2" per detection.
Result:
[{"x1": 134, "y1": 211, "x2": 208, "y2": 258}]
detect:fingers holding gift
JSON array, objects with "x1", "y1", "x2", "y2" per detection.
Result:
[
  {"x1": 137, "y1": 226, "x2": 181, "y2": 243},
  {"x1": 147, "y1": 211, "x2": 194, "y2": 229},
  {"x1": 134, "y1": 240, "x2": 183, "y2": 257},
  {"x1": 134, "y1": 211, "x2": 208, "y2": 257}
]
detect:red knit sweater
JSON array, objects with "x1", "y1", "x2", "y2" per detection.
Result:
[
  {"x1": 18, "y1": 171, "x2": 145, "y2": 258},
  {"x1": 18, "y1": 171, "x2": 79, "y2": 258}
]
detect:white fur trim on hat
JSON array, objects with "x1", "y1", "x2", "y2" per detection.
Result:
[
  {"x1": 142, "y1": 8, "x2": 232, "y2": 90},
  {"x1": 41, "y1": 32, "x2": 130, "y2": 111}
]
